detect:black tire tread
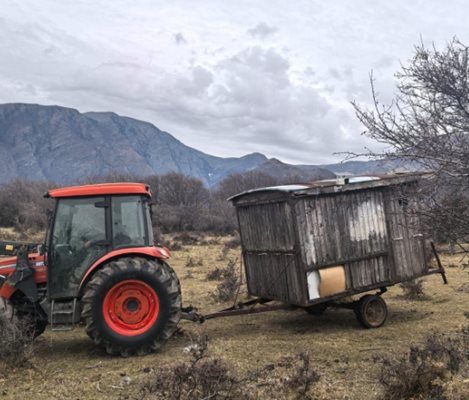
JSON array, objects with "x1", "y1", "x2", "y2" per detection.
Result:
[
  {"x1": 81, "y1": 257, "x2": 181, "y2": 356},
  {"x1": 355, "y1": 294, "x2": 388, "y2": 329}
]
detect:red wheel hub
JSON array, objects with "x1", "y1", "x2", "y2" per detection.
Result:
[{"x1": 103, "y1": 280, "x2": 159, "y2": 336}]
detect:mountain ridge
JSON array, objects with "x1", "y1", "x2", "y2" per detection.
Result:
[{"x1": 0, "y1": 103, "x2": 336, "y2": 186}]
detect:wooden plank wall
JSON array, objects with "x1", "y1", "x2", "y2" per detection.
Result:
[
  {"x1": 237, "y1": 201, "x2": 306, "y2": 304},
  {"x1": 244, "y1": 252, "x2": 303, "y2": 304},
  {"x1": 237, "y1": 202, "x2": 295, "y2": 251},
  {"x1": 383, "y1": 188, "x2": 427, "y2": 280},
  {"x1": 295, "y1": 189, "x2": 390, "y2": 291},
  {"x1": 348, "y1": 255, "x2": 388, "y2": 288},
  {"x1": 235, "y1": 185, "x2": 428, "y2": 305}
]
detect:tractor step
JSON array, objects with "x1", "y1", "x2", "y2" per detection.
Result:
[{"x1": 50, "y1": 298, "x2": 78, "y2": 331}]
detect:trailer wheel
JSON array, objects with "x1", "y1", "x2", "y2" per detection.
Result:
[
  {"x1": 304, "y1": 303, "x2": 328, "y2": 315},
  {"x1": 81, "y1": 257, "x2": 181, "y2": 356},
  {"x1": 355, "y1": 295, "x2": 388, "y2": 329},
  {"x1": 0, "y1": 297, "x2": 47, "y2": 338}
]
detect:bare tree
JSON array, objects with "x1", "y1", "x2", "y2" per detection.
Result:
[
  {"x1": 352, "y1": 38, "x2": 469, "y2": 247},
  {"x1": 215, "y1": 171, "x2": 278, "y2": 200}
]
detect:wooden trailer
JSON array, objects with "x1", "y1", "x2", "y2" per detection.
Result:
[{"x1": 227, "y1": 173, "x2": 447, "y2": 328}]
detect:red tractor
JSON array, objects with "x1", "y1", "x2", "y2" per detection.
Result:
[{"x1": 0, "y1": 183, "x2": 181, "y2": 356}]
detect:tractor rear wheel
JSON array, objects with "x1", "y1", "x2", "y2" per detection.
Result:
[
  {"x1": 0, "y1": 297, "x2": 47, "y2": 339},
  {"x1": 81, "y1": 257, "x2": 181, "y2": 356}
]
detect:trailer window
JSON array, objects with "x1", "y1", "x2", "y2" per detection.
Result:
[{"x1": 111, "y1": 196, "x2": 146, "y2": 248}]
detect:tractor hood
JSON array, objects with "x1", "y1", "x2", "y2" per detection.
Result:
[
  {"x1": 0, "y1": 255, "x2": 18, "y2": 276},
  {"x1": 0, "y1": 253, "x2": 47, "y2": 298}
]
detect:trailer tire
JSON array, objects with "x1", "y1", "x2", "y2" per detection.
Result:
[
  {"x1": 81, "y1": 257, "x2": 181, "y2": 356},
  {"x1": 0, "y1": 297, "x2": 47, "y2": 339},
  {"x1": 355, "y1": 295, "x2": 388, "y2": 329}
]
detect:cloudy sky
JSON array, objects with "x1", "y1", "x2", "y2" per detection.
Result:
[{"x1": 1, "y1": 1, "x2": 468, "y2": 164}]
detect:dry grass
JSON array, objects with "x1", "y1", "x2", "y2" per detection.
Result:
[{"x1": 1, "y1": 237, "x2": 468, "y2": 400}]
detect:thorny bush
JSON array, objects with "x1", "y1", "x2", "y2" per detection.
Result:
[
  {"x1": 0, "y1": 312, "x2": 35, "y2": 373},
  {"x1": 139, "y1": 335, "x2": 321, "y2": 400},
  {"x1": 220, "y1": 233, "x2": 241, "y2": 259},
  {"x1": 212, "y1": 259, "x2": 241, "y2": 302},
  {"x1": 399, "y1": 279, "x2": 426, "y2": 300},
  {"x1": 374, "y1": 326, "x2": 469, "y2": 400}
]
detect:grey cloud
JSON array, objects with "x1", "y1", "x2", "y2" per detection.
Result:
[
  {"x1": 10, "y1": 38, "x2": 370, "y2": 164},
  {"x1": 247, "y1": 22, "x2": 278, "y2": 38},
  {"x1": 174, "y1": 32, "x2": 187, "y2": 45},
  {"x1": 7, "y1": 1, "x2": 460, "y2": 164}
]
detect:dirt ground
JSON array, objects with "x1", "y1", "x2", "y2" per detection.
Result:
[{"x1": 1, "y1": 236, "x2": 468, "y2": 399}]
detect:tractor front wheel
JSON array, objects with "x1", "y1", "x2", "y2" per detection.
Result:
[{"x1": 81, "y1": 257, "x2": 181, "y2": 356}]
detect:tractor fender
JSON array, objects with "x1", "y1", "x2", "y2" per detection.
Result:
[{"x1": 79, "y1": 246, "x2": 171, "y2": 293}]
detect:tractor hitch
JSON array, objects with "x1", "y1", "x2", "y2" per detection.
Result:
[
  {"x1": 181, "y1": 305, "x2": 205, "y2": 323},
  {"x1": 180, "y1": 298, "x2": 293, "y2": 324}
]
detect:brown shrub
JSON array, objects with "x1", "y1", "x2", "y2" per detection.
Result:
[
  {"x1": 206, "y1": 267, "x2": 226, "y2": 281},
  {"x1": 172, "y1": 232, "x2": 202, "y2": 245},
  {"x1": 374, "y1": 327, "x2": 469, "y2": 400},
  {"x1": 138, "y1": 335, "x2": 321, "y2": 400},
  {"x1": 212, "y1": 260, "x2": 240, "y2": 302},
  {"x1": 185, "y1": 257, "x2": 203, "y2": 270},
  {"x1": 0, "y1": 312, "x2": 35, "y2": 373},
  {"x1": 221, "y1": 233, "x2": 241, "y2": 258},
  {"x1": 399, "y1": 279, "x2": 426, "y2": 300}
]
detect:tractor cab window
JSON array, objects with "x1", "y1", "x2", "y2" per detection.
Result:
[
  {"x1": 111, "y1": 196, "x2": 147, "y2": 248},
  {"x1": 49, "y1": 197, "x2": 107, "y2": 299}
]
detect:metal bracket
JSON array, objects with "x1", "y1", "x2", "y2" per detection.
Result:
[{"x1": 430, "y1": 242, "x2": 448, "y2": 284}]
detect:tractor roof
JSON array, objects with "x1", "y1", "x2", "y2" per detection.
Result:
[{"x1": 46, "y1": 182, "x2": 151, "y2": 198}]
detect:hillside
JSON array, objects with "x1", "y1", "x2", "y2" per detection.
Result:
[
  {"x1": 0, "y1": 104, "x2": 335, "y2": 186},
  {"x1": 323, "y1": 159, "x2": 423, "y2": 176}
]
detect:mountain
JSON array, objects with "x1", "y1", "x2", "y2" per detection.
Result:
[
  {"x1": 255, "y1": 158, "x2": 335, "y2": 182},
  {"x1": 322, "y1": 159, "x2": 424, "y2": 176},
  {"x1": 0, "y1": 103, "x2": 334, "y2": 186}
]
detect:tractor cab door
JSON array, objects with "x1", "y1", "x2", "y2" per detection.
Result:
[{"x1": 48, "y1": 197, "x2": 109, "y2": 299}]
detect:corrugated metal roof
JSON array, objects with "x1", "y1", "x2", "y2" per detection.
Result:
[{"x1": 229, "y1": 172, "x2": 427, "y2": 202}]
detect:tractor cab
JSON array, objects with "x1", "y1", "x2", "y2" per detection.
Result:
[{"x1": 46, "y1": 183, "x2": 154, "y2": 299}]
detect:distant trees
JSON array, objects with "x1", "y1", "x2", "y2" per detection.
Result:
[
  {"x1": 0, "y1": 170, "x2": 301, "y2": 236},
  {"x1": 0, "y1": 179, "x2": 53, "y2": 235},
  {"x1": 215, "y1": 171, "x2": 278, "y2": 200},
  {"x1": 155, "y1": 173, "x2": 210, "y2": 233},
  {"x1": 353, "y1": 38, "x2": 469, "y2": 246}
]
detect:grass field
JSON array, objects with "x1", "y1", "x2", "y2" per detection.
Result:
[{"x1": 1, "y1": 236, "x2": 468, "y2": 399}]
